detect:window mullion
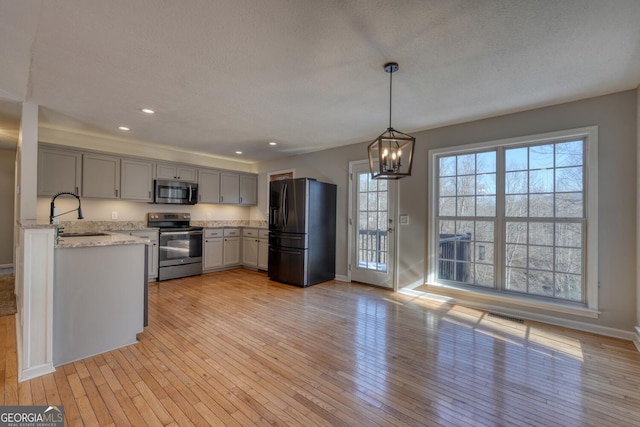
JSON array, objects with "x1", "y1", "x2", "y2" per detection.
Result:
[{"x1": 495, "y1": 147, "x2": 506, "y2": 291}]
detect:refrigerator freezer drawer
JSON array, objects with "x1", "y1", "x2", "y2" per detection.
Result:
[
  {"x1": 268, "y1": 246, "x2": 308, "y2": 287},
  {"x1": 269, "y1": 232, "x2": 308, "y2": 249}
]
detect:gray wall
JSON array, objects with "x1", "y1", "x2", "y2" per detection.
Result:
[
  {"x1": 0, "y1": 148, "x2": 16, "y2": 266},
  {"x1": 257, "y1": 90, "x2": 638, "y2": 332}
]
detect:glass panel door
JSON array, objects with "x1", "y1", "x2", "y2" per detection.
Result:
[{"x1": 350, "y1": 161, "x2": 396, "y2": 288}]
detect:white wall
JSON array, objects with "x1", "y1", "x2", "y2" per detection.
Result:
[{"x1": 257, "y1": 90, "x2": 638, "y2": 334}]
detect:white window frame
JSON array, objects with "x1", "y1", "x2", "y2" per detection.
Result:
[{"x1": 426, "y1": 126, "x2": 599, "y2": 318}]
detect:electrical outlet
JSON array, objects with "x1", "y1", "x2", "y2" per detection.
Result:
[{"x1": 111, "y1": 211, "x2": 118, "y2": 220}]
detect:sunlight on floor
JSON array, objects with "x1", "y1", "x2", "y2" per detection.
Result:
[{"x1": 399, "y1": 286, "x2": 585, "y2": 361}]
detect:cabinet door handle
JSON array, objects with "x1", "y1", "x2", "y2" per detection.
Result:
[
  {"x1": 115, "y1": 189, "x2": 119, "y2": 197},
  {"x1": 220, "y1": 195, "x2": 223, "y2": 203},
  {"x1": 148, "y1": 191, "x2": 151, "y2": 198},
  {"x1": 75, "y1": 186, "x2": 79, "y2": 195}
]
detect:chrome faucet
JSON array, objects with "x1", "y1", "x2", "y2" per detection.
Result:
[{"x1": 49, "y1": 192, "x2": 84, "y2": 224}]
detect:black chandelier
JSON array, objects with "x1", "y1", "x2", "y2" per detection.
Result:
[{"x1": 367, "y1": 62, "x2": 415, "y2": 179}]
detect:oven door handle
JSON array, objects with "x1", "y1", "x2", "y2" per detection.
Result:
[{"x1": 161, "y1": 230, "x2": 203, "y2": 236}]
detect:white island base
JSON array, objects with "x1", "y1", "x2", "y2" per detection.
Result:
[{"x1": 53, "y1": 243, "x2": 145, "y2": 366}]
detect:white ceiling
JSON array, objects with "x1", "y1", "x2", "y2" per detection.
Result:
[{"x1": 1, "y1": 0, "x2": 639, "y2": 162}]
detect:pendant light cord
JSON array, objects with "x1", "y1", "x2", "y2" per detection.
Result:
[{"x1": 388, "y1": 68, "x2": 393, "y2": 130}]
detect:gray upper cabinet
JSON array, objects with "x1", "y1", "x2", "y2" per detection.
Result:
[
  {"x1": 156, "y1": 163, "x2": 196, "y2": 182},
  {"x1": 197, "y1": 169, "x2": 221, "y2": 203},
  {"x1": 220, "y1": 172, "x2": 240, "y2": 204},
  {"x1": 121, "y1": 158, "x2": 154, "y2": 201},
  {"x1": 38, "y1": 147, "x2": 82, "y2": 196},
  {"x1": 82, "y1": 153, "x2": 121, "y2": 199},
  {"x1": 239, "y1": 174, "x2": 258, "y2": 206},
  {"x1": 38, "y1": 144, "x2": 257, "y2": 205}
]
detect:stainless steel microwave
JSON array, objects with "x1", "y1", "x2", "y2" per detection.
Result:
[{"x1": 154, "y1": 180, "x2": 198, "y2": 204}]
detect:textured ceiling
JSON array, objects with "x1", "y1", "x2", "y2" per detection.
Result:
[{"x1": 1, "y1": 0, "x2": 639, "y2": 162}]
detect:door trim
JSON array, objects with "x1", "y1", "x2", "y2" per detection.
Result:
[{"x1": 347, "y1": 160, "x2": 399, "y2": 291}]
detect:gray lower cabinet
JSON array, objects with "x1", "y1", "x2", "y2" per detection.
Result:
[
  {"x1": 121, "y1": 159, "x2": 154, "y2": 201},
  {"x1": 258, "y1": 230, "x2": 269, "y2": 270},
  {"x1": 203, "y1": 229, "x2": 224, "y2": 270},
  {"x1": 243, "y1": 228, "x2": 269, "y2": 270},
  {"x1": 82, "y1": 153, "x2": 120, "y2": 198},
  {"x1": 128, "y1": 230, "x2": 159, "y2": 280},
  {"x1": 38, "y1": 147, "x2": 82, "y2": 196},
  {"x1": 223, "y1": 228, "x2": 241, "y2": 266},
  {"x1": 243, "y1": 234, "x2": 258, "y2": 267}
]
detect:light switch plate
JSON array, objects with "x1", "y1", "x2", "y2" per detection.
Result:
[
  {"x1": 111, "y1": 211, "x2": 118, "y2": 220},
  {"x1": 399, "y1": 214, "x2": 409, "y2": 225}
]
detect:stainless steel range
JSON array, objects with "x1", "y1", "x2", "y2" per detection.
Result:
[{"x1": 148, "y1": 212, "x2": 203, "y2": 281}]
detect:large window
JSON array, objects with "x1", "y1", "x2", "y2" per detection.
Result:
[{"x1": 428, "y1": 127, "x2": 598, "y2": 313}]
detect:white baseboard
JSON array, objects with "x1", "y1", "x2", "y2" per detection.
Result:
[
  {"x1": 19, "y1": 363, "x2": 56, "y2": 382},
  {"x1": 401, "y1": 288, "x2": 638, "y2": 345},
  {"x1": 334, "y1": 274, "x2": 349, "y2": 282},
  {"x1": 0, "y1": 263, "x2": 13, "y2": 269}
]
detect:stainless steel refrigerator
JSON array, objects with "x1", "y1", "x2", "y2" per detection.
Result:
[{"x1": 268, "y1": 178, "x2": 336, "y2": 287}]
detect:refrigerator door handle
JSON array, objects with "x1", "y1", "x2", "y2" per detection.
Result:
[
  {"x1": 282, "y1": 183, "x2": 288, "y2": 227},
  {"x1": 269, "y1": 207, "x2": 277, "y2": 227},
  {"x1": 273, "y1": 247, "x2": 303, "y2": 255}
]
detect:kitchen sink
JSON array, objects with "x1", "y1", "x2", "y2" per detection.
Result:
[{"x1": 58, "y1": 232, "x2": 110, "y2": 237}]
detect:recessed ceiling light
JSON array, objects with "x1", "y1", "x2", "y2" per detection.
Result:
[
  {"x1": 235, "y1": 151, "x2": 243, "y2": 155},
  {"x1": 269, "y1": 141, "x2": 277, "y2": 146},
  {"x1": 118, "y1": 126, "x2": 130, "y2": 131},
  {"x1": 140, "y1": 108, "x2": 155, "y2": 114}
]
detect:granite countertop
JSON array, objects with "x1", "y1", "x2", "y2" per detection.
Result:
[
  {"x1": 55, "y1": 232, "x2": 148, "y2": 249},
  {"x1": 18, "y1": 220, "x2": 58, "y2": 230},
  {"x1": 191, "y1": 220, "x2": 267, "y2": 229}
]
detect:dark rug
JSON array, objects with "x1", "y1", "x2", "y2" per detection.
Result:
[{"x1": 0, "y1": 275, "x2": 17, "y2": 316}]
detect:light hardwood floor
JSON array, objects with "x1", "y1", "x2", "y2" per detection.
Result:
[{"x1": 1, "y1": 269, "x2": 640, "y2": 426}]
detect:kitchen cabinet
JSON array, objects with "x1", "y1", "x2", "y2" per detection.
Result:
[
  {"x1": 242, "y1": 229, "x2": 259, "y2": 267},
  {"x1": 239, "y1": 174, "x2": 258, "y2": 206},
  {"x1": 82, "y1": 153, "x2": 121, "y2": 199},
  {"x1": 198, "y1": 169, "x2": 221, "y2": 204},
  {"x1": 38, "y1": 143, "x2": 257, "y2": 206},
  {"x1": 243, "y1": 228, "x2": 269, "y2": 270},
  {"x1": 156, "y1": 163, "x2": 196, "y2": 182},
  {"x1": 223, "y1": 228, "x2": 241, "y2": 266},
  {"x1": 220, "y1": 172, "x2": 240, "y2": 204},
  {"x1": 128, "y1": 230, "x2": 159, "y2": 280},
  {"x1": 38, "y1": 147, "x2": 82, "y2": 196},
  {"x1": 121, "y1": 158, "x2": 154, "y2": 201},
  {"x1": 258, "y1": 229, "x2": 269, "y2": 270},
  {"x1": 203, "y1": 229, "x2": 224, "y2": 270}
]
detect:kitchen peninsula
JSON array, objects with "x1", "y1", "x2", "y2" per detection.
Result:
[
  {"x1": 15, "y1": 222, "x2": 147, "y2": 381},
  {"x1": 53, "y1": 232, "x2": 146, "y2": 366}
]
